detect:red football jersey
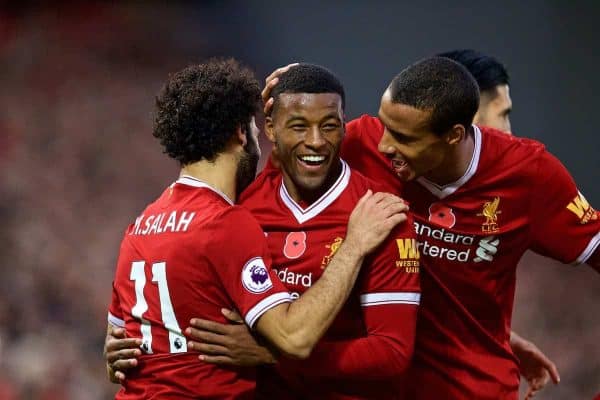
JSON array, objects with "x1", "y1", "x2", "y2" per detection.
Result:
[
  {"x1": 342, "y1": 115, "x2": 600, "y2": 399},
  {"x1": 108, "y1": 176, "x2": 292, "y2": 399},
  {"x1": 240, "y1": 161, "x2": 421, "y2": 399}
]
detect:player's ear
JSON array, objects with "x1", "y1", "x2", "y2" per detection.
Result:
[
  {"x1": 265, "y1": 116, "x2": 276, "y2": 144},
  {"x1": 235, "y1": 125, "x2": 248, "y2": 147},
  {"x1": 445, "y1": 124, "x2": 465, "y2": 145}
]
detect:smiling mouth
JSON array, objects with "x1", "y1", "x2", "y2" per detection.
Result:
[
  {"x1": 297, "y1": 154, "x2": 327, "y2": 167},
  {"x1": 391, "y1": 159, "x2": 408, "y2": 169}
]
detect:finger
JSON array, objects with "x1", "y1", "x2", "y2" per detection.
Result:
[
  {"x1": 114, "y1": 371, "x2": 126, "y2": 383},
  {"x1": 189, "y1": 318, "x2": 229, "y2": 335},
  {"x1": 199, "y1": 355, "x2": 235, "y2": 365},
  {"x1": 384, "y1": 212, "x2": 408, "y2": 229},
  {"x1": 382, "y1": 202, "x2": 409, "y2": 217},
  {"x1": 265, "y1": 63, "x2": 299, "y2": 85},
  {"x1": 112, "y1": 358, "x2": 138, "y2": 371},
  {"x1": 263, "y1": 97, "x2": 275, "y2": 115},
  {"x1": 369, "y1": 191, "x2": 391, "y2": 204},
  {"x1": 546, "y1": 361, "x2": 561, "y2": 384},
  {"x1": 110, "y1": 327, "x2": 127, "y2": 338},
  {"x1": 106, "y1": 337, "x2": 143, "y2": 352},
  {"x1": 221, "y1": 308, "x2": 243, "y2": 323},
  {"x1": 106, "y1": 348, "x2": 143, "y2": 363},
  {"x1": 261, "y1": 77, "x2": 279, "y2": 103},
  {"x1": 185, "y1": 327, "x2": 229, "y2": 346},
  {"x1": 190, "y1": 342, "x2": 230, "y2": 356}
]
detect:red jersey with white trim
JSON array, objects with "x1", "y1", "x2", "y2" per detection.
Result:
[
  {"x1": 108, "y1": 176, "x2": 292, "y2": 400},
  {"x1": 342, "y1": 115, "x2": 600, "y2": 399},
  {"x1": 240, "y1": 161, "x2": 421, "y2": 399}
]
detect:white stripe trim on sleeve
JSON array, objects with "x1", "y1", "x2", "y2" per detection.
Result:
[
  {"x1": 108, "y1": 312, "x2": 125, "y2": 328},
  {"x1": 360, "y1": 292, "x2": 421, "y2": 307},
  {"x1": 574, "y1": 230, "x2": 600, "y2": 264},
  {"x1": 245, "y1": 292, "x2": 293, "y2": 328}
]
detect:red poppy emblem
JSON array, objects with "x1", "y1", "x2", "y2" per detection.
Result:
[
  {"x1": 428, "y1": 203, "x2": 456, "y2": 228},
  {"x1": 283, "y1": 231, "x2": 307, "y2": 259}
]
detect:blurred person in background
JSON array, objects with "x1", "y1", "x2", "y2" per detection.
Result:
[
  {"x1": 439, "y1": 48, "x2": 560, "y2": 399},
  {"x1": 438, "y1": 49, "x2": 513, "y2": 133},
  {"x1": 106, "y1": 58, "x2": 408, "y2": 399}
]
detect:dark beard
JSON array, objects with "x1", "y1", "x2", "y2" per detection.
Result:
[{"x1": 235, "y1": 134, "x2": 260, "y2": 199}]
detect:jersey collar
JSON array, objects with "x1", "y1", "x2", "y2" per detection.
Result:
[
  {"x1": 279, "y1": 160, "x2": 351, "y2": 224},
  {"x1": 416, "y1": 125, "x2": 482, "y2": 199},
  {"x1": 176, "y1": 175, "x2": 234, "y2": 205}
]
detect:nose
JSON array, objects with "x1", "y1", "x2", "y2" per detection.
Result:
[
  {"x1": 304, "y1": 126, "x2": 326, "y2": 149},
  {"x1": 377, "y1": 130, "x2": 395, "y2": 156}
]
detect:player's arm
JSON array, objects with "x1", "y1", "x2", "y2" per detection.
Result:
[
  {"x1": 278, "y1": 219, "x2": 420, "y2": 379},
  {"x1": 254, "y1": 191, "x2": 408, "y2": 359},
  {"x1": 509, "y1": 330, "x2": 560, "y2": 399},
  {"x1": 528, "y1": 149, "x2": 600, "y2": 270}
]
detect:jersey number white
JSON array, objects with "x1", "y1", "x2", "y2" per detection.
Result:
[{"x1": 130, "y1": 261, "x2": 187, "y2": 354}]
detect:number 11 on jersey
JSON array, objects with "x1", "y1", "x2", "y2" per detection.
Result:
[{"x1": 130, "y1": 261, "x2": 187, "y2": 354}]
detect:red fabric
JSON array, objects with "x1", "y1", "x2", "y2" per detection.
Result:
[
  {"x1": 241, "y1": 164, "x2": 420, "y2": 399},
  {"x1": 109, "y1": 179, "x2": 289, "y2": 399},
  {"x1": 342, "y1": 115, "x2": 600, "y2": 400}
]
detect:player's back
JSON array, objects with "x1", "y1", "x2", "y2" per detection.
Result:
[{"x1": 109, "y1": 176, "x2": 256, "y2": 399}]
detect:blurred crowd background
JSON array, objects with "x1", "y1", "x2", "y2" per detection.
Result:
[{"x1": 0, "y1": 2, "x2": 598, "y2": 399}]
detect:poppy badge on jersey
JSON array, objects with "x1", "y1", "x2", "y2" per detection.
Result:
[
  {"x1": 241, "y1": 257, "x2": 273, "y2": 294},
  {"x1": 428, "y1": 203, "x2": 456, "y2": 228},
  {"x1": 283, "y1": 231, "x2": 307, "y2": 259}
]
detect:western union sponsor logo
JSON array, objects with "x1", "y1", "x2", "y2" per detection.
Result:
[
  {"x1": 396, "y1": 238, "x2": 420, "y2": 260},
  {"x1": 566, "y1": 191, "x2": 597, "y2": 224}
]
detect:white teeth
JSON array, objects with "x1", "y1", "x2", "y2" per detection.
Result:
[{"x1": 300, "y1": 155, "x2": 326, "y2": 162}]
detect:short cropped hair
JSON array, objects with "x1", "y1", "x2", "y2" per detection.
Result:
[
  {"x1": 153, "y1": 58, "x2": 261, "y2": 165},
  {"x1": 271, "y1": 63, "x2": 345, "y2": 114},
  {"x1": 389, "y1": 57, "x2": 479, "y2": 135},
  {"x1": 437, "y1": 49, "x2": 510, "y2": 92}
]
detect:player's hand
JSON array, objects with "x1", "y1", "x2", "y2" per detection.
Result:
[
  {"x1": 104, "y1": 325, "x2": 143, "y2": 384},
  {"x1": 345, "y1": 190, "x2": 408, "y2": 257},
  {"x1": 262, "y1": 63, "x2": 299, "y2": 115},
  {"x1": 186, "y1": 308, "x2": 277, "y2": 367},
  {"x1": 510, "y1": 331, "x2": 560, "y2": 399}
]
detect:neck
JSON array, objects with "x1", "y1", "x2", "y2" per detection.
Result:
[
  {"x1": 284, "y1": 159, "x2": 343, "y2": 205},
  {"x1": 424, "y1": 126, "x2": 475, "y2": 186},
  {"x1": 180, "y1": 152, "x2": 238, "y2": 202}
]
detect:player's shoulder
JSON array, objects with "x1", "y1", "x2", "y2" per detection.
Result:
[
  {"x1": 239, "y1": 168, "x2": 281, "y2": 209},
  {"x1": 480, "y1": 126, "x2": 546, "y2": 158},
  {"x1": 347, "y1": 114, "x2": 383, "y2": 140},
  {"x1": 478, "y1": 126, "x2": 549, "y2": 175}
]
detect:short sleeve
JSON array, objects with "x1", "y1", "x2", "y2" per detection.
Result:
[
  {"x1": 530, "y1": 150, "x2": 600, "y2": 264},
  {"x1": 357, "y1": 213, "x2": 421, "y2": 307},
  {"x1": 108, "y1": 282, "x2": 125, "y2": 327},
  {"x1": 206, "y1": 206, "x2": 292, "y2": 327}
]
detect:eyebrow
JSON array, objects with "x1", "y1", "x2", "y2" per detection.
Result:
[{"x1": 284, "y1": 113, "x2": 342, "y2": 124}]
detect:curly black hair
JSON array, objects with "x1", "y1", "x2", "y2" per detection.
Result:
[
  {"x1": 389, "y1": 57, "x2": 479, "y2": 136},
  {"x1": 153, "y1": 58, "x2": 261, "y2": 165}
]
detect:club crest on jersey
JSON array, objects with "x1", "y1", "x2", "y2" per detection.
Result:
[
  {"x1": 566, "y1": 191, "x2": 597, "y2": 224},
  {"x1": 283, "y1": 231, "x2": 307, "y2": 259},
  {"x1": 428, "y1": 203, "x2": 456, "y2": 228},
  {"x1": 477, "y1": 197, "x2": 502, "y2": 233},
  {"x1": 321, "y1": 237, "x2": 344, "y2": 269},
  {"x1": 241, "y1": 257, "x2": 273, "y2": 294}
]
